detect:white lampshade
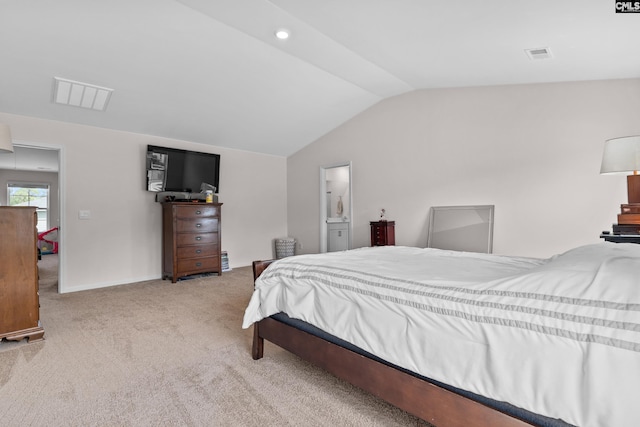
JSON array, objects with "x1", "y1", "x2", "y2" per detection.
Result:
[
  {"x1": 600, "y1": 135, "x2": 640, "y2": 174},
  {"x1": 0, "y1": 124, "x2": 14, "y2": 153}
]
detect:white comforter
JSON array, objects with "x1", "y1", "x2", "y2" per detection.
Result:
[{"x1": 242, "y1": 243, "x2": 640, "y2": 427}]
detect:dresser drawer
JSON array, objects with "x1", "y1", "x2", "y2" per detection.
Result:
[
  {"x1": 177, "y1": 217, "x2": 218, "y2": 233},
  {"x1": 177, "y1": 256, "x2": 219, "y2": 274},
  {"x1": 162, "y1": 202, "x2": 223, "y2": 282},
  {"x1": 175, "y1": 205, "x2": 219, "y2": 219},
  {"x1": 177, "y1": 244, "x2": 218, "y2": 259},
  {"x1": 176, "y1": 232, "x2": 218, "y2": 246},
  {"x1": 370, "y1": 221, "x2": 395, "y2": 246}
]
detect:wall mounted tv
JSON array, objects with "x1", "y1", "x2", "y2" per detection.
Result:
[{"x1": 146, "y1": 145, "x2": 220, "y2": 193}]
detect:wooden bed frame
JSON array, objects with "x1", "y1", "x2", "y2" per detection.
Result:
[{"x1": 251, "y1": 260, "x2": 535, "y2": 427}]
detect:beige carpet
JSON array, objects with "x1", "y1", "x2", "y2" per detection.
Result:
[{"x1": 0, "y1": 255, "x2": 430, "y2": 426}]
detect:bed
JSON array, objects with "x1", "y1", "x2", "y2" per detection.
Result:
[{"x1": 242, "y1": 243, "x2": 640, "y2": 427}]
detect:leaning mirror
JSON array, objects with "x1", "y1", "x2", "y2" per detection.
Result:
[{"x1": 427, "y1": 205, "x2": 494, "y2": 254}]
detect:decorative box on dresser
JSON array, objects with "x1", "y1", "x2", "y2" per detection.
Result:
[
  {"x1": 162, "y1": 202, "x2": 223, "y2": 283},
  {"x1": 370, "y1": 220, "x2": 395, "y2": 246},
  {"x1": 0, "y1": 207, "x2": 45, "y2": 342}
]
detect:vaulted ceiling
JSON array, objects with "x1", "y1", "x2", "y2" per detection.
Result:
[{"x1": 1, "y1": 1, "x2": 639, "y2": 157}]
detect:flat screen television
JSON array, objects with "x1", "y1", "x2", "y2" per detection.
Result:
[{"x1": 146, "y1": 145, "x2": 220, "y2": 193}]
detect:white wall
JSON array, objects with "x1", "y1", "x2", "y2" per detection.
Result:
[
  {"x1": 0, "y1": 112, "x2": 288, "y2": 293},
  {"x1": 288, "y1": 78, "x2": 640, "y2": 258}
]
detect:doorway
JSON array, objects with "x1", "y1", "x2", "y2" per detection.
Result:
[
  {"x1": 319, "y1": 162, "x2": 352, "y2": 253},
  {"x1": 0, "y1": 143, "x2": 63, "y2": 292}
]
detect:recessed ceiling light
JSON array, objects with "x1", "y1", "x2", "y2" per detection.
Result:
[
  {"x1": 275, "y1": 29, "x2": 290, "y2": 40},
  {"x1": 52, "y1": 77, "x2": 113, "y2": 111}
]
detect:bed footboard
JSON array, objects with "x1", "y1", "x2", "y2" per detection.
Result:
[
  {"x1": 251, "y1": 260, "x2": 275, "y2": 360},
  {"x1": 249, "y1": 259, "x2": 533, "y2": 427},
  {"x1": 252, "y1": 321, "x2": 264, "y2": 360},
  {"x1": 252, "y1": 316, "x2": 531, "y2": 427}
]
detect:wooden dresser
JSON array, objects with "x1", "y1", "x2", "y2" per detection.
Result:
[
  {"x1": 162, "y1": 202, "x2": 222, "y2": 283},
  {"x1": 0, "y1": 207, "x2": 45, "y2": 342},
  {"x1": 370, "y1": 220, "x2": 395, "y2": 246}
]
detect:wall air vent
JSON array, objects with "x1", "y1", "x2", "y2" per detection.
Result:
[
  {"x1": 525, "y1": 47, "x2": 553, "y2": 60},
  {"x1": 52, "y1": 77, "x2": 113, "y2": 111}
]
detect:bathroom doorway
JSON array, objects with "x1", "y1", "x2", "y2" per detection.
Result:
[{"x1": 319, "y1": 162, "x2": 352, "y2": 253}]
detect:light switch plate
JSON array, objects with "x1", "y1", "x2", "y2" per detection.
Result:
[{"x1": 78, "y1": 210, "x2": 91, "y2": 220}]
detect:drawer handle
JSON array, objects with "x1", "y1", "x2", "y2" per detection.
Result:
[
  {"x1": 195, "y1": 249, "x2": 202, "y2": 254},
  {"x1": 195, "y1": 262, "x2": 202, "y2": 267},
  {"x1": 196, "y1": 223, "x2": 202, "y2": 228},
  {"x1": 195, "y1": 210, "x2": 202, "y2": 215},
  {"x1": 195, "y1": 236, "x2": 202, "y2": 241}
]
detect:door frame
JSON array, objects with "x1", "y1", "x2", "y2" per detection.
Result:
[{"x1": 13, "y1": 140, "x2": 65, "y2": 292}]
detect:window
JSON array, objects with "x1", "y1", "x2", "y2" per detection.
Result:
[{"x1": 7, "y1": 183, "x2": 49, "y2": 232}]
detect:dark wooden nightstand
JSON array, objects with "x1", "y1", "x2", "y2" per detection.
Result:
[
  {"x1": 370, "y1": 221, "x2": 395, "y2": 246},
  {"x1": 600, "y1": 233, "x2": 640, "y2": 244}
]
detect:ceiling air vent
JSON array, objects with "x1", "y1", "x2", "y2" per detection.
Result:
[
  {"x1": 52, "y1": 77, "x2": 113, "y2": 111},
  {"x1": 525, "y1": 47, "x2": 553, "y2": 60}
]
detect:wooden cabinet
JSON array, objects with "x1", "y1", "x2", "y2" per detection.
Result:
[
  {"x1": 370, "y1": 221, "x2": 395, "y2": 246},
  {"x1": 0, "y1": 207, "x2": 45, "y2": 342},
  {"x1": 327, "y1": 221, "x2": 349, "y2": 252},
  {"x1": 162, "y1": 202, "x2": 222, "y2": 283}
]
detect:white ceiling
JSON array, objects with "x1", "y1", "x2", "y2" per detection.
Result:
[{"x1": 1, "y1": 0, "x2": 639, "y2": 158}]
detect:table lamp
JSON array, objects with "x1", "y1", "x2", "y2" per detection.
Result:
[{"x1": 600, "y1": 135, "x2": 640, "y2": 205}]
